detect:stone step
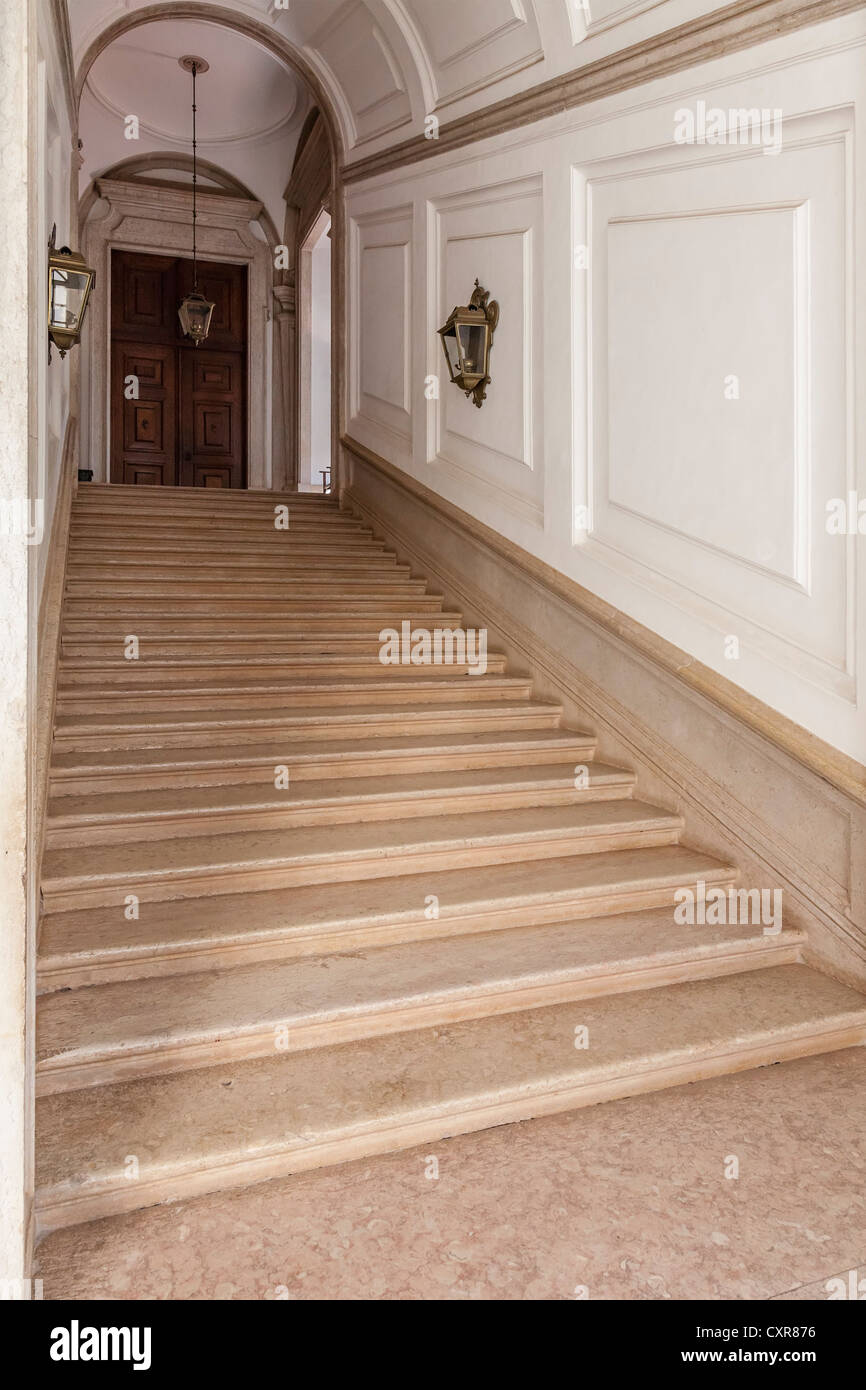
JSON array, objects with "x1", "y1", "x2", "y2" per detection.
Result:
[
  {"x1": 56, "y1": 655, "x2": 509, "y2": 687},
  {"x1": 60, "y1": 612, "x2": 465, "y2": 637},
  {"x1": 51, "y1": 696, "x2": 556, "y2": 751},
  {"x1": 61, "y1": 634, "x2": 467, "y2": 660},
  {"x1": 74, "y1": 485, "x2": 340, "y2": 513},
  {"x1": 68, "y1": 535, "x2": 386, "y2": 555},
  {"x1": 67, "y1": 555, "x2": 407, "y2": 576},
  {"x1": 36, "y1": 844, "x2": 735, "y2": 990},
  {"x1": 54, "y1": 677, "x2": 534, "y2": 717},
  {"x1": 72, "y1": 505, "x2": 345, "y2": 524},
  {"x1": 61, "y1": 596, "x2": 451, "y2": 617},
  {"x1": 36, "y1": 906, "x2": 803, "y2": 1094},
  {"x1": 48, "y1": 728, "x2": 596, "y2": 796},
  {"x1": 69, "y1": 518, "x2": 371, "y2": 540},
  {"x1": 34, "y1": 965, "x2": 866, "y2": 1229},
  {"x1": 45, "y1": 761, "x2": 633, "y2": 847},
  {"x1": 64, "y1": 577, "x2": 430, "y2": 599},
  {"x1": 40, "y1": 800, "x2": 684, "y2": 911},
  {"x1": 60, "y1": 614, "x2": 467, "y2": 639}
]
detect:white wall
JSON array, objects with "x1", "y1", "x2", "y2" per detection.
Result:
[
  {"x1": 0, "y1": 0, "x2": 31, "y2": 1290},
  {"x1": 35, "y1": 4, "x2": 75, "y2": 602},
  {"x1": 0, "y1": 0, "x2": 73, "y2": 1292},
  {"x1": 346, "y1": 9, "x2": 866, "y2": 764}
]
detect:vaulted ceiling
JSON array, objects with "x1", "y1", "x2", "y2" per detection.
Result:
[
  {"x1": 78, "y1": 15, "x2": 310, "y2": 230},
  {"x1": 70, "y1": 0, "x2": 707, "y2": 171}
]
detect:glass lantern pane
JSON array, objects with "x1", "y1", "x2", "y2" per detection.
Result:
[
  {"x1": 179, "y1": 295, "x2": 215, "y2": 343},
  {"x1": 457, "y1": 323, "x2": 487, "y2": 378},
  {"x1": 50, "y1": 268, "x2": 89, "y2": 331},
  {"x1": 441, "y1": 329, "x2": 461, "y2": 380}
]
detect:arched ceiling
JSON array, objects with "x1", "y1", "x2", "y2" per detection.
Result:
[
  {"x1": 87, "y1": 20, "x2": 300, "y2": 145},
  {"x1": 70, "y1": 0, "x2": 711, "y2": 173},
  {"x1": 78, "y1": 15, "x2": 313, "y2": 232}
]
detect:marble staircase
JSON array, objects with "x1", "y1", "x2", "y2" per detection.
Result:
[{"x1": 35, "y1": 484, "x2": 866, "y2": 1231}]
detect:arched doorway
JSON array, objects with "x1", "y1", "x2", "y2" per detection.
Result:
[{"x1": 74, "y1": 4, "x2": 343, "y2": 492}]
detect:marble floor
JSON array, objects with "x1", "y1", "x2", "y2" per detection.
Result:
[{"x1": 36, "y1": 1047, "x2": 866, "y2": 1301}]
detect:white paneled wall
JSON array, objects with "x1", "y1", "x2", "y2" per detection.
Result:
[
  {"x1": 351, "y1": 204, "x2": 414, "y2": 450},
  {"x1": 430, "y1": 175, "x2": 544, "y2": 522},
  {"x1": 346, "y1": 10, "x2": 866, "y2": 761}
]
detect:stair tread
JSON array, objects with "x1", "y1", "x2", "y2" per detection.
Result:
[
  {"x1": 61, "y1": 626, "x2": 466, "y2": 640},
  {"x1": 54, "y1": 694, "x2": 545, "y2": 733},
  {"x1": 36, "y1": 907, "x2": 804, "y2": 1076},
  {"x1": 41, "y1": 799, "x2": 682, "y2": 887},
  {"x1": 49, "y1": 727, "x2": 596, "y2": 778},
  {"x1": 47, "y1": 761, "x2": 631, "y2": 827},
  {"x1": 35, "y1": 965, "x2": 866, "y2": 1209},
  {"x1": 37, "y1": 844, "x2": 736, "y2": 970},
  {"x1": 59, "y1": 654, "x2": 505, "y2": 672}
]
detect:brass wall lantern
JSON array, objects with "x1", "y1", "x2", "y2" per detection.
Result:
[
  {"x1": 48, "y1": 224, "x2": 95, "y2": 361},
  {"x1": 437, "y1": 279, "x2": 499, "y2": 408}
]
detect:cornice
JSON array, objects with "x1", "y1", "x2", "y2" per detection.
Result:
[{"x1": 342, "y1": 0, "x2": 866, "y2": 185}]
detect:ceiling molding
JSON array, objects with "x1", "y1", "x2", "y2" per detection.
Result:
[
  {"x1": 341, "y1": 0, "x2": 866, "y2": 183},
  {"x1": 83, "y1": 59, "x2": 301, "y2": 148}
]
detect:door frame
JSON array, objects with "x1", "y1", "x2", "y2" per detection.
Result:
[
  {"x1": 82, "y1": 178, "x2": 272, "y2": 487},
  {"x1": 298, "y1": 207, "x2": 332, "y2": 491}
]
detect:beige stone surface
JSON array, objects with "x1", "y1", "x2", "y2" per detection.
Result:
[
  {"x1": 42, "y1": 800, "x2": 684, "y2": 911},
  {"x1": 46, "y1": 761, "x2": 633, "y2": 845},
  {"x1": 36, "y1": 485, "x2": 866, "y2": 1239},
  {"x1": 35, "y1": 966, "x2": 866, "y2": 1229},
  {"x1": 38, "y1": 844, "x2": 736, "y2": 989},
  {"x1": 34, "y1": 1048, "x2": 866, "y2": 1300},
  {"x1": 36, "y1": 907, "x2": 804, "y2": 1090}
]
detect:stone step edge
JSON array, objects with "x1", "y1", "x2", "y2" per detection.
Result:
[
  {"x1": 34, "y1": 1013, "x2": 865, "y2": 1232},
  {"x1": 35, "y1": 930, "x2": 804, "y2": 1095},
  {"x1": 47, "y1": 734, "x2": 598, "y2": 793},
  {"x1": 41, "y1": 816, "x2": 684, "y2": 912},
  {"x1": 37, "y1": 851, "x2": 711, "y2": 990}
]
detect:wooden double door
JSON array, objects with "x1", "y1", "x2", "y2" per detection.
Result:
[{"x1": 110, "y1": 250, "x2": 248, "y2": 488}]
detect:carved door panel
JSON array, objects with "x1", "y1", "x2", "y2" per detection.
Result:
[
  {"x1": 110, "y1": 342, "x2": 178, "y2": 486},
  {"x1": 110, "y1": 249, "x2": 247, "y2": 487},
  {"x1": 179, "y1": 350, "x2": 245, "y2": 488}
]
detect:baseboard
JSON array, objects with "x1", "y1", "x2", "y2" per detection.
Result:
[{"x1": 341, "y1": 435, "x2": 866, "y2": 991}]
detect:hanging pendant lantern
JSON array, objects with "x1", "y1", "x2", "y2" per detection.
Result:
[
  {"x1": 178, "y1": 289, "x2": 214, "y2": 346},
  {"x1": 177, "y1": 56, "x2": 215, "y2": 347}
]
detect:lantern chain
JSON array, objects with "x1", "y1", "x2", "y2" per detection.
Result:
[{"x1": 191, "y1": 60, "x2": 198, "y2": 291}]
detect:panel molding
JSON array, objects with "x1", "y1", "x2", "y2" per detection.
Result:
[
  {"x1": 601, "y1": 201, "x2": 810, "y2": 591},
  {"x1": 349, "y1": 202, "x2": 414, "y2": 449},
  {"x1": 575, "y1": 114, "x2": 854, "y2": 702},
  {"x1": 584, "y1": 0, "x2": 670, "y2": 40},
  {"x1": 428, "y1": 173, "x2": 543, "y2": 515}
]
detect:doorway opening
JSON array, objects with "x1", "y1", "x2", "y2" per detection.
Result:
[
  {"x1": 299, "y1": 210, "x2": 332, "y2": 493},
  {"x1": 110, "y1": 248, "x2": 248, "y2": 487}
]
